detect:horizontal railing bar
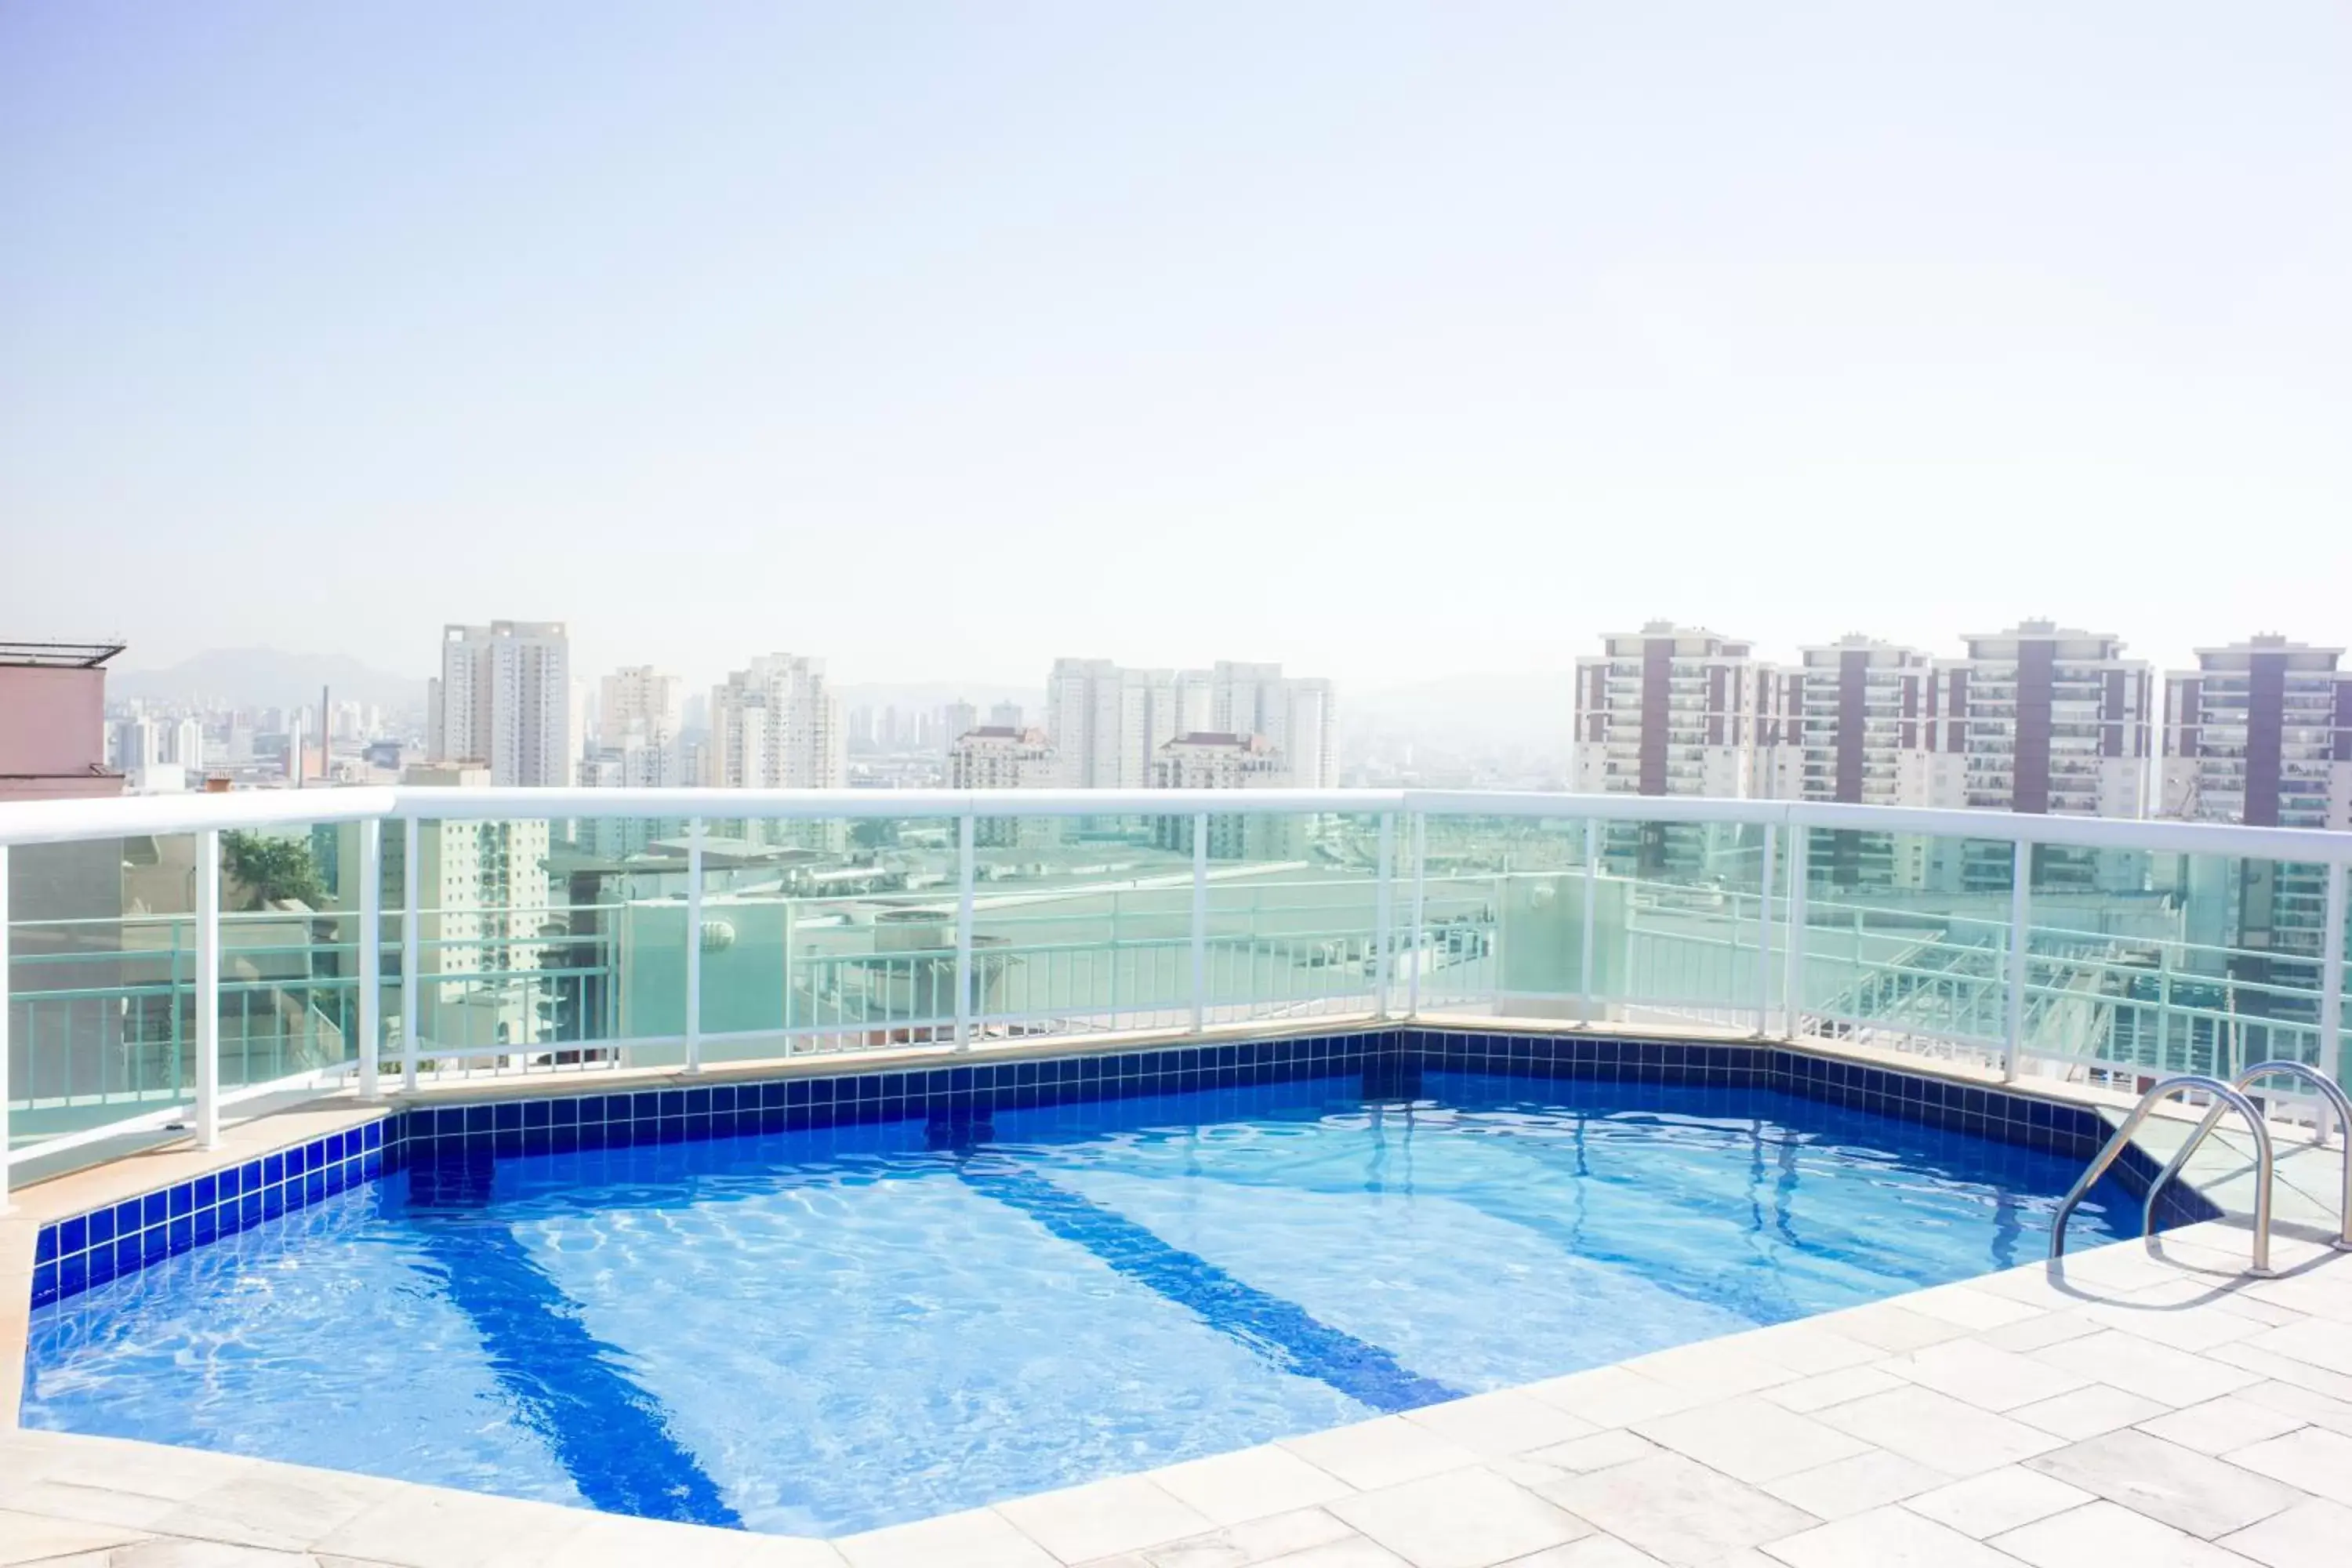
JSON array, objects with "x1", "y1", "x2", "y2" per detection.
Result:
[{"x1": 3, "y1": 787, "x2": 2349, "y2": 864}]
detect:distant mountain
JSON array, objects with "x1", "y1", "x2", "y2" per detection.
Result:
[{"x1": 111, "y1": 648, "x2": 427, "y2": 713}]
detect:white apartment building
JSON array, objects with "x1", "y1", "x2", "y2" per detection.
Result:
[
  {"x1": 1940, "y1": 622, "x2": 2151, "y2": 822},
  {"x1": 1045, "y1": 659, "x2": 1183, "y2": 789},
  {"x1": 1780, "y1": 637, "x2": 1942, "y2": 888},
  {"x1": 394, "y1": 761, "x2": 553, "y2": 1047},
  {"x1": 1046, "y1": 658, "x2": 1337, "y2": 789},
  {"x1": 1152, "y1": 732, "x2": 1293, "y2": 859},
  {"x1": 948, "y1": 726, "x2": 1058, "y2": 790},
  {"x1": 600, "y1": 666, "x2": 683, "y2": 750},
  {"x1": 709, "y1": 653, "x2": 846, "y2": 790},
  {"x1": 430, "y1": 621, "x2": 572, "y2": 787},
  {"x1": 950, "y1": 726, "x2": 1059, "y2": 848},
  {"x1": 1572, "y1": 623, "x2": 1775, "y2": 798},
  {"x1": 2159, "y1": 637, "x2": 2352, "y2": 981},
  {"x1": 2161, "y1": 636, "x2": 2352, "y2": 832}
]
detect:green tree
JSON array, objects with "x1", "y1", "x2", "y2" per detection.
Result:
[{"x1": 221, "y1": 830, "x2": 327, "y2": 910}]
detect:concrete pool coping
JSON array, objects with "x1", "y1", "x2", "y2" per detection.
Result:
[{"x1": 6, "y1": 1023, "x2": 2351, "y2": 1564}]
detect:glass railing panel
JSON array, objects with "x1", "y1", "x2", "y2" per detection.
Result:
[
  {"x1": 2030, "y1": 850, "x2": 2334, "y2": 1088},
  {"x1": 1796, "y1": 833, "x2": 2017, "y2": 1067},
  {"x1": 685, "y1": 814, "x2": 960, "y2": 1062},
  {"x1": 1604, "y1": 818, "x2": 1770, "y2": 1030},
  {"x1": 219, "y1": 819, "x2": 363, "y2": 1093},
  {"x1": 968, "y1": 812, "x2": 1194, "y2": 1040},
  {"x1": 406, "y1": 816, "x2": 627, "y2": 1081},
  {"x1": 1200, "y1": 811, "x2": 1387, "y2": 1027},
  {"x1": 7, "y1": 831, "x2": 206, "y2": 1150},
  {"x1": 1414, "y1": 814, "x2": 1592, "y2": 1018}
]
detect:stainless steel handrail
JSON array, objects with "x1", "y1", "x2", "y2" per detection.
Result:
[
  {"x1": 2227, "y1": 1061, "x2": 2352, "y2": 1251},
  {"x1": 2050, "y1": 1074, "x2": 2274, "y2": 1277}
]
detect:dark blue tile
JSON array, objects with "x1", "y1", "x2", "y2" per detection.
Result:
[
  {"x1": 684, "y1": 1087, "x2": 713, "y2": 1114},
  {"x1": 193, "y1": 1174, "x2": 217, "y2": 1209},
  {"x1": 659, "y1": 1091, "x2": 685, "y2": 1117},
  {"x1": 59, "y1": 1251, "x2": 88, "y2": 1296},
  {"x1": 140, "y1": 1227, "x2": 169, "y2": 1263},
  {"x1": 114, "y1": 1236, "x2": 143, "y2": 1275},
  {"x1": 633, "y1": 1091, "x2": 662, "y2": 1120},
  {"x1": 466, "y1": 1105, "x2": 495, "y2": 1134},
  {"x1": 167, "y1": 1216, "x2": 194, "y2": 1254},
  {"x1": 142, "y1": 1192, "x2": 168, "y2": 1228},
  {"x1": 60, "y1": 1214, "x2": 87, "y2": 1256},
  {"x1": 36, "y1": 1225, "x2": 59, "y2": 1264},
  {"x1": 88, "y1": 1206, "x2": 115, "y2": 1247},
  {"x1": 263, "y1": 1153, "x2": 285, "y2": 1185},
  {"x1": 494, "y1": 1102, "x2": 523, "y2": 1131},
  {"x1": 550, "y1": 1098, "x2": 578, "y2": 1127},
  {"x1": 364, "y1": 1119, "x2": 386, "y2": 1149},
  {"x1": 31, "y1": 1261, "x2": 58, "y2": 1305},
  {"x1": 87, "y1": 1247, "x2": 118, "y2": 1287}
]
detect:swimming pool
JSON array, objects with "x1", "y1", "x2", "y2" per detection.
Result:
[{"x1": 20, "y1": 1058, "x2": 2145, "y2": 1537}]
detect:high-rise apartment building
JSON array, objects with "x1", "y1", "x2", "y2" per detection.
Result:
[
  {"x1": 1152, "y1": 733, "x2": 1294, "y2": 858},
  {"x1": 1046, "y1": 658, "x2": 1337, "y2": 790},
  {"x1": 988, "y1": 700, "x2": 1025, "y2": 729},
  {"x1": 599, "y1": 666, "x2": 683, "y2": 750},
  {"x1": 2158, "y1": 637, "x2": 2352, "y2": 991},
  {"x1": 2161, "y1": 636, "x2": 2352, "y2": 831},
  {"x1": 1572, "y1": 623, "x2": 1775, "y2": 798},
  {"x1": 940, "y1": 700, "x2": 978, "y2": 750},
  {"x1": 948, "y1": 726, "x2": 1058, "y2": 790},
  {"x1": 429, "y1": 622, "x2": 572, "y2": 786},
  {"x1": 1940, "y1": 622, "x2": 2151, "y2": 822},
  {"x1": 708, "y1": 653, "x2": 845, "y2": 789},
  {"x1": 1045, "y1": 659, "x2": 1182, "y2": 789},
  {"x1": 395, "y1": 761, "x2": 553, "y2": 1046},
  {"x1": 1780, "y1": 637, "x2": 1941, "y2": 888}
]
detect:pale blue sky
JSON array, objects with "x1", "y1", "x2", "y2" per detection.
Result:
[{"x1": 3, "y1": 2, "x2": 2347, "y2": 693}]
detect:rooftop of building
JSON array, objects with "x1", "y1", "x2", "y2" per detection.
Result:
[{"x1": 0, "y1": 640, "x2": 125, "y2": 669}]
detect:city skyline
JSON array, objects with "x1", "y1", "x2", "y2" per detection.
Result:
[{"x1": 7, "y1": 5, "x2": 2350, "y2": 688}]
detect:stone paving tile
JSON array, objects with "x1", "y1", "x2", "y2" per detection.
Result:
[
  {"x1": 0, "y1": 1509, "x2": 152, "y2": 1566},
  {"x1": 1327, "y1": 1466, "x2": 1589, "y2": 1568},
  {"x1": 1542, "y1": 1453, "x2": 1818, "y2": 1566},
  {"x1": 1898, "y1": 1466, "x2": 2092, "y2": 1539},
  {"x1": 1518, "y1": 1431, "x2": 1662, "y2": 1476},
  {"x1": 1490, "y1": 1540, "x2": 1670, "y2": 1568},
  {"x1": 1401, "y1": 1390, "x2": 1602, "y2": 1457},
  {"x1": 1150, "y1": 1448, "x2": 1359, "y2": 1526},
  {"x1": 996, "y1": 1473, "x2": 1217, "y2": 1564},
  {"x1": 1520, "y1": 1367, "x2": 1708, "y2": 1430},
  {"x1": 1891, "y1": 1284, "x2": 2048, "y2": 1332},
  {"x1": 1619, "y1": 1340, "x2": 1802, "y2": 1400},
  {"x1": 2216, "y1": 1495, "x2": 2352, "y2": 1568},
  {"x1": 1878, "y1": 1338, "x2": 2091, "y2": 1414},
  {"x1": 2206, "y1": 1338, "x2": 2352, "y2": 1404},
  {"x1": 1809, "y1": 1385, "x2": 2063, "y2": 1477},
  {"x1": 2007, "y1": 1385, "x2": 2172, "y2": 1440},
  {"x1": 1757, "y1": 1451, "x2": 1945, "y2": 1521},
  {"x1": 2135, "y1": 1392, "x2": 2310, "y2": 1455},
  {"x1": 1755, "y1": 1367, "x2": 1905, "y2": 1415},
  {"x1": 1991, "y1": 1498, "x2": 2250, "y2": 1568},
  {"x1": 1630, "y1": 1397, "x2": 1870, "y2": 1485},
  {"x1": 2023, "y1": 1428, "x2": 2300, "y2": 1537},
  {"x1": 2238, "y1": 1317, "x2": 2352, "y2": 1378},
  {"x1": 837, "y1": 1505, "x2": 1062, "y2": 1568},
  {"x1": 2238, "y1": 1379, "x2": 2352, "y2": 1436},
  {"x1": 1813, "y1": 1303, "x2": 1968, "y2": 1355},
  {"x1": 1105, "y1": 1505, "x2": 1359, "y2": 1567},
  {"x1": 1757, "y1": 1502, "x2": 2015, "y2": 1567},
  {"x1": 2027, "y1": 1330, "x2": 2262, "y2": 1408},
  {"x1": 2220, "y1": 1425, "x2": 2352, "y2": 1507},
  {"x1": 1277, "y1": 1417, "x2": 1484, "y2": 1491},
  {"x1": 1975, "y1": 1311, "x2": 2103, "y2": 1356}
]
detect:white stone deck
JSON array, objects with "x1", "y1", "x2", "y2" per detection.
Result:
[{"x1": 2, "y1": 1218, "x2": 2348, "y2": 1567}]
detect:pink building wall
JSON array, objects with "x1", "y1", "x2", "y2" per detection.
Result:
[{"x1": 0, "y1": 665, "x2": 122, "y2": 801}]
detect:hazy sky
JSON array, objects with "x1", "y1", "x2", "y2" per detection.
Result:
[{"x1": 4, "y1": 2, "x2": 2348, "y2": 694}]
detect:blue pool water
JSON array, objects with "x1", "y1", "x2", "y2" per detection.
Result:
[{"x1": 21, "y1": 1073, "x2": 2141, "y2": 1536}]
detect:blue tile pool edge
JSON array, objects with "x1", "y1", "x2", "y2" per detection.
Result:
[{"x1": 25, "y1": 1027, "x2": 2218, "y2": 1311}]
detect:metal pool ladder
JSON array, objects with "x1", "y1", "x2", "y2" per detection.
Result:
[{"x1": 2049, "y1": 1074, "x2": 2277, "y2": 1278}]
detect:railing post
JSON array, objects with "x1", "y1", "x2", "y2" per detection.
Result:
[
  {"x1": 358, "y1": 818, "x2": 381, "y2": 1099},
  {"x1": 0, "y1": 842, "x2": 11, "y2": 1211},
  {"x1": 1190, "y1": 815, "x2": 1208, "y2": 1033},
  {"x1": 684, "y1": 818, "x2": 705, "y2": 1073},
  {"x1": 1407, "y1": 813, "x2": 1427, "y2": 1018},
  {"x1": 1756, "y1": 823, "x2": 1777, "y2": 1036},
  {"x1": 2321, "y1": 860, "x2": 2347, "y2": 1086},
  {"x1": 401, "y1": 814, "x2": 420, "y2": 1093},
  {"x1": 953, "y1": 812, "x2": 975, "y2": 1050},
  {"x1": 195, "y1": 827, "x2": 220, "y2": 1149},
  {"x1": 1374, "y1": 813, "x2": 1395, "y2": 1018},
  {"x1": 2005, "y1": 837, "x2": 2031, "y2": 1083},
  {"x1": 1580, "y1": 818, "x2": 1599, "y2": 1025},
  {"x1": 1782, "y1": 823, "x2": 1808, "y2": 1040}
]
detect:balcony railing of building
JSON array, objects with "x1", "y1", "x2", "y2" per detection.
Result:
[{"x1": 3, "y1": 786, "x2": 2348, "y2": 1203}]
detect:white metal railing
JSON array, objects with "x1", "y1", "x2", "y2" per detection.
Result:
[{"x1": 5, "y1": 786, "x2": 2352, "y2": 1207}]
